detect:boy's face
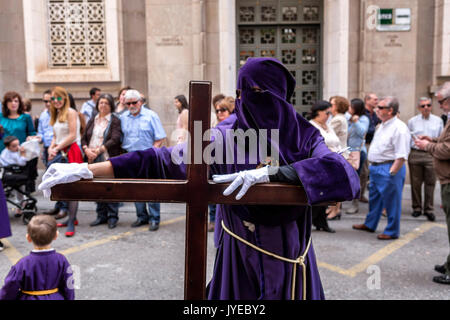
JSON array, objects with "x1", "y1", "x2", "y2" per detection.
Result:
[{"x1": 8, "y1": 139, "x2": 20, "y2": 152}]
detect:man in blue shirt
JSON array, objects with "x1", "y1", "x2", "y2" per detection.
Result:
[
  {"x1": 121, "y1": 89, "x2": 166, "y2": 231},
  {"x1": 81, "y1": 87, "x2": 101, "y2": 123},
  {"x1": 37, "y1": 90, "x2": 54, "y2": 166}
]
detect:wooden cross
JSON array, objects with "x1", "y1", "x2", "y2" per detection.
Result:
[{"x1": 51, "y1": 81, "x2": 317, "y2": 300}]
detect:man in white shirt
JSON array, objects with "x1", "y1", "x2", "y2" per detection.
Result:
[
  {"x1": 353, "y1": 97, "x2": 411, "y2": 240},
  {"x1": 408, "y1": 97, "x2": 444, "y2": 221}
]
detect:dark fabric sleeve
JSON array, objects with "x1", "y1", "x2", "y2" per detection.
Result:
[
  {"x1": 109, "y1": 145, "x2": 187, "y2": 180},
  {"x1": 103, "y1": 117, "x2": 122, "y2": 153},
  {"x1": 291, "y1": 130, "x2": 360, "y2": 205},
  {"x1": 268, "y1": 165, "x2": 302, "y2": 185},
  {"x1": 0, "y1": 265, "x2": 21, "y2": 300}
]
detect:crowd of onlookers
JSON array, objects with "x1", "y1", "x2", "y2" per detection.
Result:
[
  {"x1": 0, "y1": 86, "x2": 236, "y2": 243},
  {"x1": 307, "y1": 82, "x2": 450, "y2": 285}
]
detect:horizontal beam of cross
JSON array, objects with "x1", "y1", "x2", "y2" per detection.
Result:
[{"x1": 51, "y1": 179, "x2": 316, "y2": 205}]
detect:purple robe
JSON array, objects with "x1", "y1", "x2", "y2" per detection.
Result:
[
  {"x1": 109, "y1": 58, "x2": 360, "y2": 300},
  {"x1": 0, "y1": 250, "x2": 75, "y2": 300},
  {"x1": 0, "y1": 181, "x2": 12, "y2": 239}
]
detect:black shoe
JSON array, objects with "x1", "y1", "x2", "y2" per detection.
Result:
[
  {"x1": 424, "y1": 212, "x2": 436, "y2": 222},
  {"x1": 435, "y1": 264, "x2": 447, "y2": 275},
  {"x1": 131, "y1": 220, "x2": 148, "y2": 228},
  {"x1": 412, "y1": 211, "x2": 421, "y2": 218},
  {"x1": 316, "y1": 226, "x2": 336, "y2": 233},
  {"x1": 90, "y1": 218, "x2": 107, "y2": 227},
  {"x1": 0, "y1": 241, "x2": 4, "y2": 252},
  {"x1": 149, "y1": 221, "x2": 159, "y2": 231},
  {"x1": 432, "y1": 274, "x2": 450, "y2": 285},
  {"x1": 108, "y1": 220, "x2": 117, "y2": 229},
  {"x1": 42, "y1": 208, "x2": 59, "y2": 216},
  {"x1": 327, "y1": 213, "x2": 341, "y2": 221}
]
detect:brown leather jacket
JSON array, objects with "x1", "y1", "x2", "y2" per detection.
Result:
[
  {"x1": 426, "y1": 121, "x2": 450, "y2": 185},
  {"x1": 81, "y1": 114, "x2": 124, "y2": 158}
]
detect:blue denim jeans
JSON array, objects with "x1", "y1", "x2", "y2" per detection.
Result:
[
  {"x1": 209, "y1": 204, "x2": 216, "y2": 223},
  {"x1": 135, "y1": 202, "x2": 160, "y2": 224}
]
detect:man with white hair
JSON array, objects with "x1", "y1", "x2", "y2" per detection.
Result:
[
  {"x1": 415, "y1": 82, "x2": 450, "y2": 285},
  {"x1": 120, "y1": 89, "x2": 166, "y2": 231},
  {"x1": 353, "y1": 97, "x2": 410, "y2": 240},
  {"x1": 407, "y1": 97, "x2": 444, "y2": 221}
]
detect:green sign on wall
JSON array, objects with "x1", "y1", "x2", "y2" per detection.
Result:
[{"x1": 377, "y1": 8, "x2": 411, "y2": 31}]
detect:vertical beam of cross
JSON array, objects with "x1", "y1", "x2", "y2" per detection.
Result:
[{"x1": 184, "y1": 81, "x2": 212, "y2": 299}]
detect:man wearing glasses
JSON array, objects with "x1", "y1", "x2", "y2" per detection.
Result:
[
  {"x1": 37, "y1": 89, "x2": 54, "y2": 167},
  {"x1": 407, "y1": 97, "x2": 444, "y2": 221},
  {"x1": 120, "y1": 89, "x2": 166, "y2": 231},
  {"x1": 415, "y1": 82, "x2": 450, "y2": 285},
  {"x1": 353, "y1": 97, "x2": 410, "y2": 240}
]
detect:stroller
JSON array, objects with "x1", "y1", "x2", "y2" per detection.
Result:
[{"x1": 0, "y1": 160, "x2": 38, "y2": 225}]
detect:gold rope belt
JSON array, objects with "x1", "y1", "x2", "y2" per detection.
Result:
[
  {"x1": 221, "y1": 220, "x2": 312, "y2": 300},
  {"x1": 21, "y1": 288, "x2": 58, "y2": 296}
]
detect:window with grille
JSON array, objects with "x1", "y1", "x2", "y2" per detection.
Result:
[
  {"x1": 47, "y1": 0, "x2": 107, "y2": 67},
  {"x1": 237, "y1": 0, "x2": 322, "y2": 115}
]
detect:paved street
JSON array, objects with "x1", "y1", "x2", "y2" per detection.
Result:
[{"x1": 1, "y1": 172, "x2": 449, "y2": 300}]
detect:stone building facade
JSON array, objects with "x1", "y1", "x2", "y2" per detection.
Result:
[{"x1": 0, "y1": 0, "x2": 449, "y2": 146}]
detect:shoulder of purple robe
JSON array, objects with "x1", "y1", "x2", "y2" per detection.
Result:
[
  {"x1": 109, "y1": 146, "x2": 187, "y2": 180},
  {"x1": 0, "y1": 261, "x2": 23, "y2": 300},
  {"x1": 291, "y1": 131, "x2": 360, "y2": 205},
  {"x1": 57, "y1": 253, "x2": 75, "y2": 300}
]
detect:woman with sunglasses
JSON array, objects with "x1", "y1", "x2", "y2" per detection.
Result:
[
  {"x1": 308, "y1": 100, "x2": 342, "y2": 233},
  {"x1": 215, "y1": 98, "x2": 233, "y2": 123},
  {"x1": 47, "y1": 86, "x2": 83, "y2": 237}
]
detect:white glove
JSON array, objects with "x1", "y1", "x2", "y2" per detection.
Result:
[
  {"x1": 212, "y1": 166, "x2": 270, "y2": 200},
  {"x1": 38, "y1": 163, "x2": 93, "y2": 198}
]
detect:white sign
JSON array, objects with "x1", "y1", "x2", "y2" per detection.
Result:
[{"x1": 377, "y1": 8, "x2": 411, "y2": 32}]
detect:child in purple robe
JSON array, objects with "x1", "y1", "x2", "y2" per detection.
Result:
[{"x1": 0, "y1": 215, "x2": 75, "y2": 300}]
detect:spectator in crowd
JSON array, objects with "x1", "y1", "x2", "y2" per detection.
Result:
[
  {"x1": 47, "y1": 86, "x2": 83, "y2": 237},
  {"x1": 22, "y1": 98, "x2": 39, "y2": 130},
  {"x1": 407, "y1": 97, "x2": 443, "y2": 221},
  {"x1": 207, "y1": 96, "x2": 235, "y2": 232},
  {"x1": 359, "y1": 93, "x2": 380, "y2": 203},
  {"x1": 345, "y1": 98, "x2": 370, "y2": 214},
  {"x1": 415, "y1": 82, "x2": 450, "y2": 285},
  {"x1": 327, "y1": 96, "x2": 350, "y2": 219},
  {"x1": 353, "y1": 97, "x2": 410, "y2": 240},
  {"x1": 211, "y1": 93, "x2": 225, "y2": 129},
  {"x1": 37, "y1": 90, "x2": 54, "y2": 167},
  {"x1": 120, "y1": 89, "x2": 166, "y2": 231},
  {"x1": 173, "y1": 94, "x2": 189, "y2": 144},
  {"x1": 0, "y1": 91, "x2": 39, "y2": 194},
  {"x1": 309, "y1": 100, "x2": 342, "y2": 232},
  {"x1": 207, "y1": 93, "x2": 226, "y2": 231},
  {"x1": 115, "y1": 86, "x2": 131, "y2": 116},
  {"x1": 82, "y1": 93, "x2": 123, "y2": 229},
  {"x1": 80, "y1": 87, "x2": 101, "y2": 123}
]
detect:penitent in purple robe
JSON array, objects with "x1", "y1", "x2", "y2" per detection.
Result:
[
  {"x1": 0, "y1": 250, "x2": 75, "y2": 300},
  {"x1": 109, "y1": 58, "x2": 360, "y2": 300},
  {"x1": 0, "y1": 181, "x2": 12, "y2": 239}
]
